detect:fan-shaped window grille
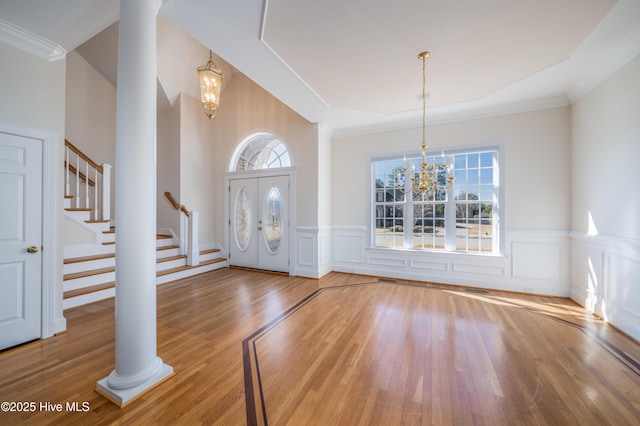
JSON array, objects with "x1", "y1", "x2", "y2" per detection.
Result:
[{"x1": 233, "y1": 132, "x2": 291, "y2": 171}]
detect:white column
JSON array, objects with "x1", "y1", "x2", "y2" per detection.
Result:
[
  {"x1": 187, "y1": 211, "x2": 200, "y2": 266},
  {"x1": 96, "y1": 0, "x2": 172, "y2": 406}
]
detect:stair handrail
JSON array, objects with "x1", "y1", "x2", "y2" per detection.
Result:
[
  {"x1": 64, "y1": 139, "x2": 111, "y2": 221},
  {"x1": 164, "y1": 192, "x2": 199, "y2": 265},
  {"x1": 164, "y1": 191, "x2": 190, "y2": 217}
]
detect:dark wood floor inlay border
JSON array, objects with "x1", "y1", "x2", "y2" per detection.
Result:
[{"x1": 242, "y1": 279, "x2": 640, "y2": 425}]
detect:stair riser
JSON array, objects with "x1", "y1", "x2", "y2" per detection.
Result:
[
  {"x1": 64, "y1": 258, "x2": 115, "y2": 275},
  {"x1": 63, "y1": 287, "x2": 115, "y2": 310},
  {"x1": 156, "y1": 261, "x2": 227, "y2": 285},
  {"x1": 65, "y1": 210, "x2": 91, "y2": 222},
  {"x1": 156, "y1": 258, "x2": 187, "y2": 271},
  {"x1": 64, "y1": 262, "x2": 228, "y2": 310},
  {"x1": 156, "y1": 238, "x2": 176, "y2": 248},
  {"x1": 64, "y1": 272, "x2": 115, "y2": 292}
]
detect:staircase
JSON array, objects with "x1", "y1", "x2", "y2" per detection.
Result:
[
  {"x1": 63, "y1": 141, "x2": 228, "y2": 310},
  {"x1": 63, "y1": 203, "x2": 227, "y2": 310}
]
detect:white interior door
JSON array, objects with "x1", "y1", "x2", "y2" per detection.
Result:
[
  {"x1": 229, "y1": 176, "x2": 290, "y2": 273},
  {"x1": 0, "y1": 131, "x2": 42, "y2": 350}
]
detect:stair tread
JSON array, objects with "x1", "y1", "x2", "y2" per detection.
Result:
[
  {"x1": 64, "y1": 282, "x2": 115, "y2": 299},
  {"x1": 157, "y1": 254, "x2": 187, "y2": 263},
  {"x1": 200, "y1": 248, "x2": 220, "y2": 255},
  {"x1": 64, "y1": 249, "x2": 219, "y2": 273},
  {"x1": 157, "y1": 245, "x2": 180, "y2": 251},
  {"x1": 156, "y1": 258, "x2": 226, "y2": 277},
  {"x1": 64, "y1": 253, "x2": 115, "y2": 264},
  {"x1": 86, "y1": 219, "x2": 110, "y2": 224},
  {"x1": 64, "y1": 266, "x2": 115, "y2": 281},
  {"x1": 65, "y1": 208, "x2": 92, "y2": 212}
]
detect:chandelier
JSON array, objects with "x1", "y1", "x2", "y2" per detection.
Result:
[
  {"x1": 398, "y1": 51, "x2": 454, "y2": 196},
  {"x1": 197, "y1": 50, "x2": 223, "y2": 119}
]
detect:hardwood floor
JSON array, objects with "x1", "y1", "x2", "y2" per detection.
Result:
[{"x1": 1, "y1": 269, "x2": 639, "y2": 425}]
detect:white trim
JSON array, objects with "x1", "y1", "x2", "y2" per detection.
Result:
[
  {"x1": 333, "y1": 96, "x2": 570, "y2": 140},
  {"x1": 224, "y1": 171, "x2": 297, "y2": 276},
  {"x1": 0, "y1": 18, "x2": 66, "y2": 61},
  {"x1": 369, "y1": 144, "x2": 504, "y2": 256},
  {"x1": 0, "y1": 122, "x2": 64, "y2": 338},
  {"x1": 227, "y1": 130, "x2": 295, "y2": 173}
]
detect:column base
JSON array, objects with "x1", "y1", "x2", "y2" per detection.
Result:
[{"x1": 96, "y1": 363, "x2": 174, "y2": 407}]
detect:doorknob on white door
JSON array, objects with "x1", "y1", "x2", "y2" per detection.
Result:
[{"x1": 27, "y1": 246, "x2": 39, "y2": 253}]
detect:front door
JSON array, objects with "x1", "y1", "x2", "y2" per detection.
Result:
[
  {"x1": 229, "y1": 176, "x2": 290, "y2": 273},
  {"x1": 0, "y1": 131, "x2": 42, "y2": 350}
]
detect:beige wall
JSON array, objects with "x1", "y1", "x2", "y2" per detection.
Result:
[
  {"x1": 0, "y1": 44, "x2": 66, "y2": 137},
  {"x1": 210, "y1": 73, "x2": 318, "y2": 242},
  {"x1": 157, "y1": 97, "x2": 181, "y2": 235},
  {"x1": 332, "y1": 107, "x2": 572, "y2": 231},
  {"x1": 65, "y1": 51, "x2": 117, "y2": 219},
  {"x1": 0, "y1": 42, "x2": 66, "y2": 332},
  {"x1": 179, "y1": 93, "x2": 217, "y2": 243},
  {"x1": 571, "y1": 54, "x2": 640, "y2": 240}
]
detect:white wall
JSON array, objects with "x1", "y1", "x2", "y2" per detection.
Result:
[
  {"x1": 179, "y1": 93, "x2": 217, "y2": 244},
  {"x1": 570, "y1": 53, "x2": 640, "y2": 341},
  {"x1": 157, "y1": 97, "x2": 181, "y2": 237},
  {"x1": 332, "y1": 107, "x2": 572, "y2": 295},
  {"x1": 0, "y1": 42, "x2": 66, "y2": 334},
  {"x1": 65, "y1": 51, "x2": 117, "y2": 220}
]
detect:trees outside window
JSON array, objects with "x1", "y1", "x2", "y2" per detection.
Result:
[{"x1": 372, "y1": 148, "x2": 499, "y2": 254}]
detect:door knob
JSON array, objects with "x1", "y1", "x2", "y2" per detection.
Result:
[{"x1": 27, "y1": 246, "x2": 39, "y2": 253}]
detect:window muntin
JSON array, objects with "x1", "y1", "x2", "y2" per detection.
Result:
[
  {"x1": 234, "y1": 133, "x2": 291, "y2": 171},
  {"x1": 372, "y1": 148, "x2": 499, "y2": 254}
]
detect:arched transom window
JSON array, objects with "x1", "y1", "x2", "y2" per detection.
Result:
[{"x1": 231, "y1": 132, "x2": 291, "y2": 172}]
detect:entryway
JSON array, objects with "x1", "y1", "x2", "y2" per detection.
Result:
[
  {"x1": 0, "y1": 130, "x2": 42, "y2": 350},
  {"x1": 228, "y1": 175, "x2": 290, "y2": 273}
]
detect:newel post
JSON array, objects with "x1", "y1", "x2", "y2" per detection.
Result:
[
  {"x1": 187, "y1": 211, "x2": 199, "y2": 266},
  {"x1": 102, "y1": 163, "x2": 112, "y2": 221}
]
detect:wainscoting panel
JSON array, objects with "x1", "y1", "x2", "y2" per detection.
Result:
[
  {"x1": 331, "y1": 227, "x2": 571, "y2": 296},
  {"x1": 511, "y1": 241, "x2": 562, "y2": 281},
  {"x1": 295, "y1": 227, "x2": 332, "y2": 279},
  {"x1": 571, "y1": 232, "x2": 640, "y2": 342}
]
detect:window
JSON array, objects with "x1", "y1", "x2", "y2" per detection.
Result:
[
  {"x1": 231, "y1": 132, "x2": 291, "y2": 172},
  {"x1": 372, "y1": 147, "x2": 500, "y2": 254}
]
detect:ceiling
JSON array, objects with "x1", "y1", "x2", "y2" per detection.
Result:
[{"x1": 1, "y1": 0, "x2": 639, "y2": 137}]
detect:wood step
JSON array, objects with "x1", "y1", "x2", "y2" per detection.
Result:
[
  {"x1": 65, "y1": 208, "x2": 92, "y2": 212},
  {"x1": 86, "y1": 219, "x2": 110, "y2": 224},
  {"x1": 64, "y1": 253, "x2": 115, "y2": 265},
  {"x1": 64, "y1": 267, "x2": 115, "y2": 281},
  {"x1": 64, "y1": 282, "x2": 115, "y2": 299},
  {"x1": 157, "y1": 245, "x2": 180, "y2": 251},
  {"x1": 157, "y1": 254, "x2": 186, "y2": 263},
  {"x1": 156, "y1": 258, "x2": 226, "y2": 277},
  {"x1": 157, "y1": 234, "x2": 172, "y2": 239},
  {"x1": 63, "y1": 259, "x2": 226, "y2": 299},
  {"x1": 200, "y1": 248, "x2": 220, "y2": 255}
]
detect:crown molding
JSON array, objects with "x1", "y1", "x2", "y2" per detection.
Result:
[
  {"x1": 333, "y1": 95, "x2": 570, "y2": 140},
  {"x1": 567, "y1": 25, "x2": 640, "y2": 103},
  {"x1": 0, "y1": 18, "x2": 66, "y2": 61}
]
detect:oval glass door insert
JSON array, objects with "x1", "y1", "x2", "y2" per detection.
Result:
[
  {"x1": 234, "y1": 187, "x2": 252, "y2": 251},
  {"x1": 263, "y1": 186, "x2": 283, "y2": 253}
]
